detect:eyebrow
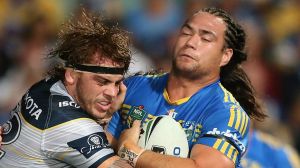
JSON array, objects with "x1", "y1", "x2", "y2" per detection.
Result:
[
  {"x1": 93, "y1": 75, "x2": 124, "y2": 84},
  {"x1": 182, "y1": 23, "x2": 217, "y2": 38}
]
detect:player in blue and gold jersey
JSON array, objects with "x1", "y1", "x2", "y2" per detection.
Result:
[
  {"x1": 107, "y1": 7, "x2": 266, "y2": 168},
  {"x1": 242, "y1": 129, "x2": 300, "y2": 168}
]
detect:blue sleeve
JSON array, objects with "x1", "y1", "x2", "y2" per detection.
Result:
[
  {"x1": 106, "y1": 110, "x2": 125, "y2": 139},
  {"x1": 106, "y1": 75, "x2": 143, "y2": 139},
  {"x1": 196, "y1": 104, "x2": 250, "y2": 167},
  {"x1": 275, "y1": 146, "x2": 300, "y2": 168}
]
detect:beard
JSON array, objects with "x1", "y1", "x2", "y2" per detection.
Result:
[{"x1": 171, "y1": 57, "x2": 209, "y2": 80}]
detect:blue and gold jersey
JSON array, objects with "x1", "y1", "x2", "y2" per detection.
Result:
[
  {"x1": 242, "y1": 130, "x2": 300, "y2": 168},
  {"x1": 107, "y1": 73, "x2": 250, "y2": 167}
]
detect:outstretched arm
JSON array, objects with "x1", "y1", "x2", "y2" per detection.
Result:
[{"x1": 117, "y1": 121, "x2": 234, "y2": 168}]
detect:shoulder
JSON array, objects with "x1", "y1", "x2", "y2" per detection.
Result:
[
  {"x1": 47, "y1": 94, "x2": 91, "y2": 128},
  {"x1": 124, "y1": 72, "x2": 168, "y2": 93},
  {"x1": 125, "y1": 72, "x2": 167, "y2": 85}
]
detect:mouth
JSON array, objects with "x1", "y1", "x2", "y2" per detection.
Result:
[
  {"x1": 179, "y1": 53, "x2": 195, "y2": 60},
  {"x1": 96, "y1": 101, "x2": 112, "y2": 112}
]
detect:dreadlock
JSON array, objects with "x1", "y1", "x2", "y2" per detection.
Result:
[{"x1": 201, "y1": 7, "x2": 266, "y2": 121}]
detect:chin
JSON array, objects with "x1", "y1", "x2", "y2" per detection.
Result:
[{"x1": 89, "y1": 110, "x2": 107, "y2": 120}]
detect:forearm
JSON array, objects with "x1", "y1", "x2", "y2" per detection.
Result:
[{"x1": 136, "y1": 151, "x2": 197, "y2": 168}]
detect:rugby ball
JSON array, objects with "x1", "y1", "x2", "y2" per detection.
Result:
[{"x1": 137, "y1": 115, "x2": 189, "y2": 158}]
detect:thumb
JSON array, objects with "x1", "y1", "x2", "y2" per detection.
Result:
[
  {"x1": 132, "y1": 120, "x2": 141, "y2": 130},
  {"x1": 119, "y1": 81, "x2": 127, "y2": 96},
  {"x1": 131, "y1": 120, "x2": 142, "y2": 143}
]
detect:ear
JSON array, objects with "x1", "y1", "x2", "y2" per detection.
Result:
[
  {"x1": 65, "y1": 68, "x2": 77, "y2": 85},
  {"x1": 220, "y1": 48, "x2": 233, "y2": 67}
]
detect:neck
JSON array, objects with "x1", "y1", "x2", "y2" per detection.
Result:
[{"x1": 166, "y1": 71, "x2": 219, "y2": 102}]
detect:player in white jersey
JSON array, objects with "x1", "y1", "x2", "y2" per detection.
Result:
[{"x1": 0, "y1": 9, "x2": 132, "y2": 168}]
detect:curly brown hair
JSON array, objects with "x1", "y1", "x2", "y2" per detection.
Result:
[{"x1": 47, "y1": 9, "x2": 132, "y2": 80}]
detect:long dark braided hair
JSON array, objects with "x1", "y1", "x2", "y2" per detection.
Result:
[{"x1": 201, "y1": 7, "x2": 266, "y2": 121}]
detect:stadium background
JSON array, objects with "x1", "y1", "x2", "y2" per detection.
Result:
[{"x1": 0, "y1": 0, "x2": 300, "y2": 155}]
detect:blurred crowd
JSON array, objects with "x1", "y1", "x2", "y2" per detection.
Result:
[{"x1": 0, "y1": 0, "x2": 300, "y2": 155}]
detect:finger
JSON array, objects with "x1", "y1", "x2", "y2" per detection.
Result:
[
  {"x1": 131, "y1": 120, "x2": 142, "y2": 142},
  {"x1": 132, "y1": 120, "x2": 141, "y2": 129},
  {"x1": 118, "y1": 82, "x2": 127, "y2": 95}
]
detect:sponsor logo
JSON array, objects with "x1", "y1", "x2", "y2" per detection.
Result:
[
  {"x1": 167, "y1": 109, "x2": 178, "y2": 118},
  {"x1": 58, "y1": 101, "x2": 80, "y2": 108},
  {"x1": 151, "y1": 145, "x2": 166, "y2": 155},
  {"x1": 2, "y1": 113, "x2": 21, "y2": 145},
  {"x1": 207, "y1": 128, "x2": 246, "y2": 152},
  {"x1": 127, "y1": 105, "x2": 146, "y2": 126},
  {"x1": 24, "y1": 93, "x2": 42, "y2": 120},
  {"x1": 67, "y1": 132, "x2": 110, "y2": 159},
  {"x1": 182, "y1": 121, "x2": 195, "y2": 141}
]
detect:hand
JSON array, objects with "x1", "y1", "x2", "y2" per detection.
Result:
[
  {"x1": 107, "y1": 82, "x2": 127, "y2": 116},
  {"x1": 117, "y1": 120, "x2": 145, "y2": 167},
  {"x1": 118, "y1": 120, "x2": 144, "y2": 152}
]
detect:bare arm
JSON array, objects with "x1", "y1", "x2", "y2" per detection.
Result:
[
  {"x1": 135, "y1": 144, "x2": 234, "y2": 168},
  {"x1": 118, "y1": 121, "x2": 234, "y2": 168},
  {"x1": 106, "y1": 131, "x2": 119, "y2": 152},
  {"x1": 97, "y1": 156, "x2": 132, "y2": 168}
]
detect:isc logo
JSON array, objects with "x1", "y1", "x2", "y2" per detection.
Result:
[{"x1": 59, "y1": 101, "x2": 80, "y2": 108}]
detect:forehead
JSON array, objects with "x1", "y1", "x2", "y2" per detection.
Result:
[
  {"x1": 186, "y1": 12, "x2": 227, "y2": 36},
  {"x1": 91, "y1": 73, "x2": 124, "y2": 82},
  {"x1": 88, "y1": 51, "x2": 124, "y2": 67}
]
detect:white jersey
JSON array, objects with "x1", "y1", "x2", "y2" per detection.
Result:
[{"x1": 0, "y1": 78, "x2": 114, "y2": 168}]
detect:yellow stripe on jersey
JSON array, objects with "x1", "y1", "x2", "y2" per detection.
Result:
[
  {"x1": 234, "y1": 107, "x2": 241, "y2": 130},
  {"x1": 284, "y1": 146, "x2": 300, "y2": 168},
  {"x1": 220, "y1": 141, "x2": 230, "y2": 153},
  {"x1": 122, "y1": 104, "x2": 131, "y2": 109},
  {"x1": 228, "y1": 93, "x2": 236, "y2": 103},
  {"x1": 20, "y1": 113, "x2": 43, "y2": 132},
  {"x1": 163, "y1": 89, "x2": 190, "y2": 105},
  {"x1": 242, "y1": 117, "x2": 249, "y2": 136},
  {"x1": 226, "y1": 144, "x2": 239, "y2": 164},
  {"x1": 228, "y1": 105, "x2": 236, "y2": 127},
  {"x1": 232, "y1": 150, "x2": 239, "y2": 164},
  {"x1": 57, "y1": 148, "x2": 74, "y2": 161},
  {"x1": 6, "y1": 145, "x2": 44, "y2": 162},
  {"x1": 144, "y1": 114, "x2": 156, "y2": 122},
  {"x1": 45, "y1": 118, "x2": 95, "y2": 131},
  {"x1": 239, "y1": 112, "x2": 246, "y2": 134},
  {"x1": 213, "y1": 139, "x2": 222, "y2": 150},
  {"x1": 213, "y1": 139, "x2": 240, "y2": 164},
  {"x1": 227, "y1": 145, "x2": 235, "y2": 160},
  {"x1": 219, "y1": 83, "x2": 229, "y2": 102}
]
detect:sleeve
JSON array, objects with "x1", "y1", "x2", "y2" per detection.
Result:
[
  {"x1": 107, "y1": 110, "x2": 127, "y2": 139},
  {"x1": 42, "y1": 118, "x2": 115, "y2": 168},
  {"x1": 41, "y1": 95, "x2": 115, "y2": 167},
  {"x1": 106, "y1": 76, "x2": 140, "y2": 139},
  {"x1": 196, "y1": 104, "x2": 250, "y2": 166},
  {"x1": 275, "y1": 146, "x2": 300, "y2": 168}
]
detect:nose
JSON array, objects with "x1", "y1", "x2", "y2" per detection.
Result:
[
  {"x1": 186, "y1": 34, "x2": 199, "y2": 49},
  {"x1": 103, "y1": 84, "x2": 119, "y2": 99}
]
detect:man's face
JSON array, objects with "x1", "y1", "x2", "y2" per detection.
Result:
[
  {"x1": 173, "y1": 12, "x2": 228, "y2": 78},
  {"x1": 71, "y1": 53, "x2": 124, "y2": 120}
]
